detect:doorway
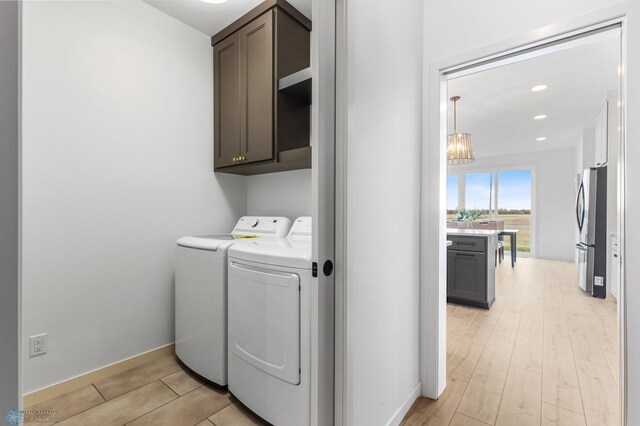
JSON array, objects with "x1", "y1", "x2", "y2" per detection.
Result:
[{"x1": 416, "y1": 18, "x2": 627, "y2": 426}]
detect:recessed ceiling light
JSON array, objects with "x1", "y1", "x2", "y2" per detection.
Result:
[
  {"x1": 536, "y1": 137, "x2": 547, "y2": 142},
  {"x1": 534, "y1": 114, "x2": 547, "y2": 120},
  {"x1": 531, "y1": 84, "x2": 548, "y2": 92},
  {"x1": 200, "y1": 0, "x2": 229, "y2": 3}
]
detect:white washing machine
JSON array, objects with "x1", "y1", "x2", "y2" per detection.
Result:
[
  {"x1": 227, "y1": 217, "x2": 312, "y2": 425},
  {"x1": 175, "y1": 216, "x2": 291, "y2": 386}
]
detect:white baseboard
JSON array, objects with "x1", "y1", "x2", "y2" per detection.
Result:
[
  {"x1": 24, "y1": 343, "x2": 175, "y2": 407},
  {"x1": 386, "y1": 382, "x2": 421, "y2": 426}
]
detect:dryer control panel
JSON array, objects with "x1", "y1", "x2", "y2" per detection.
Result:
[
  {"x1": 232, "y1": 216, "x2": 292, "y2": 238},
  {"x1": 287, "y1": 216, "x2": 312, "y2": 240}
]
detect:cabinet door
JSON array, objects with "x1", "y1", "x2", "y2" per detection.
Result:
[
  {"x1": 214, "y1": 33, "x2": 241, "y2": 168},
  {"x1": 239, "y1": 12, "x2": 274, "y2": 164},
  {"x1": 447, "y1": 250, "x2": 486, "y2": 302}
]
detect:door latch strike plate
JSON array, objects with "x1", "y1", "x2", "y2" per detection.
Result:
[{"x1": 312, "y1": 262, "x2": 318, "y2": 278}]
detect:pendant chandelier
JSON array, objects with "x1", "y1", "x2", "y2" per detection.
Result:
[{"x1": 447, "y1": 96, "x2": 475, "y2": 165}]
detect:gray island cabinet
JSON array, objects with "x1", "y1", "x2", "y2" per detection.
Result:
[{"x1": 447, "y1": 229, "x2": 499, "y2": 309}]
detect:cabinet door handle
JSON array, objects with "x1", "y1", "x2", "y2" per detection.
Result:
[{"x1": 456, "y1": 253, "x2": 475, "y2": 257}]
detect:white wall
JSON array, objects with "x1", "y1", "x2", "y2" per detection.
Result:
[
  {"x1": 452, "y1": 148, "x2": 578, "y2": 261},
  {"x1": 21, "y1": 1, "x2": 246, "y2": 393},
  {"x1": 423, "y1": 0, "x2": 640, "y2": 423},
  {"x1": 424, "y1": 0, "x2": 625, "y2": 64},
  {"x1": 344, "y1": 0, "x2": 423, "y2": 424},
  {"x1": 246, "y1": 169, "x2": 312, "y2": 220},
  {"x1": 0, "y1": 0, "x2": 21, "y2": 412}
]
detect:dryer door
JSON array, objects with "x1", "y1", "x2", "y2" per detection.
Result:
[{"x1": 228, "y1": 261, "x2": 300, "y2": 385}]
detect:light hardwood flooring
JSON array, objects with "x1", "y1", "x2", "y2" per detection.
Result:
[
  {"x1": 403, "y1": 257, "x2": 620, "y2": 426},
  {"x1": 24, "y1": 356, "x2": 267, "y2": 426},
  {"x1": 26, "y1": 257, "x2": 619, "y2": 426}
]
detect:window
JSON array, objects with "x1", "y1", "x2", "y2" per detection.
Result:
[
  {"x1": 447, "y1": 175, "x2": 459, "y2": 212},
  {"x1": 464, "y1": 172, "x2": 494, "y2": 211},
  {"x1": 447, "y1": 168, "x2": 532, "y2": 254},
  {"x1": 498, "y1": 170, "x2": 532, "y2": 253}
]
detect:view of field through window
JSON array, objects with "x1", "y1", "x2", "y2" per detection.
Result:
[{"x1": 447, "y1": 170, "x2": 532, "y2": 253}]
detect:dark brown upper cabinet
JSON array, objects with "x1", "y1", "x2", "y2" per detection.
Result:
[
  {"x1": 212, "y1": 0, "x2": 311, "y2": 175},
  {"x1": 214, "y1": 33, "x2": 241, "y2": 168}
]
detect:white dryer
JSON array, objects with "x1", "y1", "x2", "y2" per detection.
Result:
[
  {"x1": 227, "y1": 217, "x2": 312, "y2": 426},
  {"x1": 175, "y1": 216, "x2": 291, "y2": 386}
]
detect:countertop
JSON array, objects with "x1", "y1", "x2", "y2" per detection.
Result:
[{"x1": 447, "y1": 229, "x2": 501, "y2": 237}]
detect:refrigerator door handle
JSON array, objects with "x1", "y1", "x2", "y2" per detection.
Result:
[
  {"x1": 576, "y1": 181, "x2": 585, "y2": 232},
  {"x1": 576, "y1": 242, "x2": 594, "y2": 250}
]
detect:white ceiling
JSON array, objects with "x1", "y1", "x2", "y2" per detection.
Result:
[
  {"x1": 144, "y1": 0, "x2": 312, "y2": 36},
  {"x1": 447, "y1": 35, "x2": 620, "y2": 159}
]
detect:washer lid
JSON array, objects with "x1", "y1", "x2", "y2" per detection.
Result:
[
  {"x1": 177, "y1": 234, "x2": 241, "y2": 251},
  {"x1": 228, "y1": 238, "x2": 312, "y2": 269},
  {"x1": 176, "y1": 216, "x2": 292, "y2": 252}
]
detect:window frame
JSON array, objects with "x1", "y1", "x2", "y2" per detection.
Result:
[{"x1": 448, "y1": 165, "x2": 536, "y2": 256}]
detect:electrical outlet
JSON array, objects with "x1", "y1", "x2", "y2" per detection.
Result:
[{"x1": 29, "y1": 333, "x2": 47, "y2": 357}]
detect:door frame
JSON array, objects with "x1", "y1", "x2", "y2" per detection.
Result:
[
  {"x1": 0, "y1": 0, "x2": 23, "y2": 415},
  {"x1": 310, "y1": 0, "x2": 336, "y2": 424},
  {"x1": 420, "y1": 5, "x2": 632, "y2": 425},
  {"x1": 333, "y1": 0, "x2": 347, "y2": 424}
]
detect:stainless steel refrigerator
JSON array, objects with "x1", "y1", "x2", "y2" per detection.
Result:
[{"x1": 576, "y1": 166, "x2": 607, "y2": 298}]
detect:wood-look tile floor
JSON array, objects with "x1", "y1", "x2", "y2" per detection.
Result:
[
  {"x1": 403, "y1": 257, "x2": 620, "y2": 426},
  {"x1": 25, "y1": 356, "x2": 267, "y2": 426}
]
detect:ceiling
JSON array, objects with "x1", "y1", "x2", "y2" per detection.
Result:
[
  {"x1": 447, "y1": 34, "x2": 620, "y2": 159},
  {"x1": 144, "y1": 0, "x2": 312, "y2": 36}
]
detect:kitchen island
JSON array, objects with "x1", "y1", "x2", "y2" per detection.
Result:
[{"x1": 447, "y1": 229, "x2": 499, "y2": 309}]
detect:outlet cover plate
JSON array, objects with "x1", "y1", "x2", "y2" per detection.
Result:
[{"x1": 29, "y1": 333, "x2": 47, "y2": 357}]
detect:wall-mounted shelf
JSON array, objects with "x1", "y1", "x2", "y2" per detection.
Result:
[{"x1": 279, "y1": 67, "x2": 311, "y2": 105}]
